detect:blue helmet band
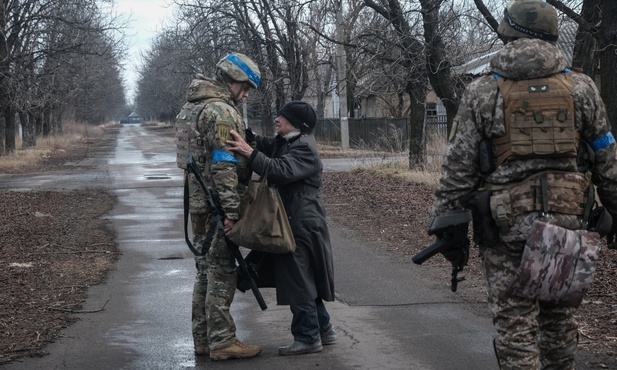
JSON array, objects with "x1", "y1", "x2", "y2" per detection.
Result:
[{"x1": 226, "y1": 54, "x2": 261, "y2": 88}]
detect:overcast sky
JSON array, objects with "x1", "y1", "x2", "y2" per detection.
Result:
[{"x1": 113, "y1": 0, "x2": 173, "y2": 103}]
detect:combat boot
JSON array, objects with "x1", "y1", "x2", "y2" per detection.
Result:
[
  {"x1": 209, "y1": 340, "x2": 261, "y2": 361},
  {"x1": 194, "y1": 343, "x2": 209, "y2": 355}
]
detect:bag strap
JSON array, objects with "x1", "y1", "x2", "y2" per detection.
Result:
[
  {"x1": 581, "y1": 185, "x2": 596, "y2": 230},
  {"x1": 539, "y1": 176, "x2": 549, "y2": 218},
  {"x1": 183, "y1": 172, "x2": 206, "y2": 256},
  {"x1": 257, "y1": 160, "x2": 271, "y2": 185}
]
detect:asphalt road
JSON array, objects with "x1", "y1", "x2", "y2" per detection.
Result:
[{"x1": 4, "y1": 124, "x2": 498, "y2": 369}]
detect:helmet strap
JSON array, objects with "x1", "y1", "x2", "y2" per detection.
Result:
[{"x1": 503, "y1": 9, "x2": 558, "y2": 42}]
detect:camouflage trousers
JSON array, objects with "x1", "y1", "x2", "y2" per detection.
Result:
[
  {"x1": 204, "y1": 231, "x2": 238, "y2": 350},
  {"x1": 188, "y1": 171, "x2": 239, "y2": 350},
  {"x1": 191, "y1": 213, "x2": 208, "y2": 348},
  {"x1": 481, "y1": 244, "x2": 578, "y2": 370}
]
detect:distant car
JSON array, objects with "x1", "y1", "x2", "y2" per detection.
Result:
[{"x1": 120, "y1": 116, "x2": 142, "y2": 124}]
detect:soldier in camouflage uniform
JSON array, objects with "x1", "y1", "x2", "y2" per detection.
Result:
[
  {"x1": 431, "y1": 1, "x2": 617, "y2": 369},
  {"x1": 177, "y1": 53, "x2": 262, "y2": 361}
]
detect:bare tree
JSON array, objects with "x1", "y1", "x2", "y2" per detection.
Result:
[
  {"x1": 362, "y1": 0, "x2": 430, "y2": 168},
  {"x1": 0, "y1": 0, "x2": 128, "y2": 155}
]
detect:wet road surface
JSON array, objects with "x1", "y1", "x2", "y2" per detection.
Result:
[{"x1": 4, "y1": 124, "x2": 498, "y2": 369}]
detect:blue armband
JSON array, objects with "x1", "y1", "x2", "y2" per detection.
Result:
[
  {"x1": 212, "y1": 149, "x2": 239, "y2": 164},
  {"x1": 590, "y1": 132, "x2": 616, "y2": 152}
]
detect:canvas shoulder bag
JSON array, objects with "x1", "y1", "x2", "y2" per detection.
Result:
[{"x1": 228, "y1": 164, "x2": 296, "y2": 254}]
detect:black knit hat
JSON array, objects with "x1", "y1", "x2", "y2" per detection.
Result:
[{"x1": 278, "y1": 101, "x2": 317, "y2": 133}]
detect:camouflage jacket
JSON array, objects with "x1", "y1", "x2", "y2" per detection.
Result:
[
  {"x1": 432, "y1": 38, "x2": 617, "y2": 241},
  {"x1": 186, "y1": 74, "x2": 251, "y2": 220}
]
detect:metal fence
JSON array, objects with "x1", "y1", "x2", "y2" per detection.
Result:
[{"x1": 249, "y1": 117, "x2": 448, "y2": 150}]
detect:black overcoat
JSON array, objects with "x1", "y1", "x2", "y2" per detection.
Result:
[{"x1": 248, "y1": 133, "x2": 335, "y2": 305}]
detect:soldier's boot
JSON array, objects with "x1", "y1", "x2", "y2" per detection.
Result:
[
  {"x1": 194, "y1": 343, "x2": 209, "y2": 355},
  {"x1": 209, "y1": 340, "x2": 261, "y2": 361}
]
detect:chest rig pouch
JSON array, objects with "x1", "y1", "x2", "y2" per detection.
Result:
[
  {"x1": 175, "y1": 98, "x2": 224, "y2": 170},
  {"x1": 486, "y1": 171, "x2": 592, "y2": 233},
  {"x1": 492, "y1": 71, "x2": 578, "y2": 167}
]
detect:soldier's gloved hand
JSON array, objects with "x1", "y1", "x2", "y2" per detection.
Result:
[
  {"x1": 245, "y1": 127, "x2": 256, "y2": 144},
  {"x1": 439, "y1": 234, "x2": 470, "y2": 267},
  {"x1": 441, "y1": 246, "x2": 468, "y2": 266}
]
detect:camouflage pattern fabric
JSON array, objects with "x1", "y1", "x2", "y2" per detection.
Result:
[
  {"x1": 205, "y1": 231, "x2": 238, "y2": 350},
  {"x1": 191, "y1": 212, "x2": 209, "y2": 348},
  {"x1": 506, "y1": 220, "x2": 601, "y2": 307},
  {"x1": 482, "y1": 246, "x2": 578, "y2": 370},
  {"x1": 182, "y1": 74, "x2": 250, "y2": 350},
  {"x1": 432, "y1": 38, "x2": 617, "y2": 369},
  {"x1": 189, "y1": 75, "x2": 251, "y2": 221}
]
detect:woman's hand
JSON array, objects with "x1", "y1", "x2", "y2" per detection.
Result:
[
  {"x1": 227, "y1": 130, "x2": 254, "y2": 158},
  {"x1": 223, "y1": 217, "x2": 235, "y2": 235}
]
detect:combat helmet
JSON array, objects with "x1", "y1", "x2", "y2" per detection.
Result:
[
  {"x1": 497, "y1": 0, "x2": 559, "y2": 43},
  {"x1": 216, "y1": 53, "x2": 261, "y2": 89}
]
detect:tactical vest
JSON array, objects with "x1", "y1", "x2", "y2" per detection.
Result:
[
  {"x1": 486, "y1": 71, "x2": 593, "y2": 228},
  {"x1": 492, "y1": 71, "x2": 578, "y2": 167},
  {"x1": 175, "y1": 98, "x2": 223, "y2": 170}
]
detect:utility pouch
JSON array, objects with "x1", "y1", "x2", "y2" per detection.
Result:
[
  {"x1": 589, "y1": 206, "x2": 613, "y2": 237},
  {"x1": 464, "y1": 189, "x2": 499, "y2": 246},
  {"x1": 506, "y1": 220, "x2": 601, "y2": 308},
  {"x1": 490, "y1": 192, "x2": 512, "y2": 233}
]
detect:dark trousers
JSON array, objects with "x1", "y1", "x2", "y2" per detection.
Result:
[{"x1": 290, "y1": 298, "x2": 331, "y2": 343}]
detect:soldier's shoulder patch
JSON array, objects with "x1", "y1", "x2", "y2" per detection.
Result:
[{"x1": 216, "y1": 122, "x2": 232, "y2": 141}]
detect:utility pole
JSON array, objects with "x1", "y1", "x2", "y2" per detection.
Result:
[{"x1": 336, "y1": 0, "x2": 349, "y2": 148}]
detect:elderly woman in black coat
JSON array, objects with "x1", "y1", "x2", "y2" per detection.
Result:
[{"x1": 227, "y1": 101, "x2": 336, "y2": 356}]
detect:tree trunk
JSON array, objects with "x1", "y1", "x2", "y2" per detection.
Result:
[
  {"x1": 52, "y1": 109, "x2": 63, "y2": 134},
  {"x1": 571, "y1": 0, "x2": 601, "y2": 78},
  {"x1": 4, "y1": 105, "x2": 15, "y2": 153},
  {"x1": 34, "y1": 108, "x2": 42, "y2": 136},
  {"x1": 0, "y1": 107, "x2": 5, "y2": 156},
  {"x1": 598, "y1": 1, "x2": 617, "y2": 133},
  {"x1": 408, "y1": 85, "x2": 427, "y2": 170},
  {"x1": 22, "y1": 111, "x2": 36, "y2": 148},
  {"x1": 420, "y1": 0, "x2": 461, "y2": 134},
  {"x1": 260, "y1": 91, "x2": 274, "y2": 137},
  {"x1": 43, "y1": 108, "x2": 51, "y2": 136}
]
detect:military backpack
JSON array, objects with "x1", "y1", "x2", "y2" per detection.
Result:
[
  {"x1": 175, "y1": 98, "x2": 224, "y2": 170},
  {"x1": 492, "y1": 71, "x2": 578, "y2": 167}
]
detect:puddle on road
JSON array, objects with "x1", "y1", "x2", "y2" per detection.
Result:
[{"x1": 145, "y1": 174, "x2": 171, "y2": 180}]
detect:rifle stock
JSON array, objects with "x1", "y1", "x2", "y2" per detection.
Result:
[
  {"x1": 186, "y1": 155, "x2": 267, "y2": 310},
  {"x1": 411, "y1": 239, "x2": 447, "y2": 265}
]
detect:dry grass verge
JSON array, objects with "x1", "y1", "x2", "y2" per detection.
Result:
[{"x1": 0, "y1": 121, "x2": 113, "y2": 173}]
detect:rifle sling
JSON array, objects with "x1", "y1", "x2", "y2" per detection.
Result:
[{"x1": 183, "y1": 172, "x2": 205, "y2": 256}]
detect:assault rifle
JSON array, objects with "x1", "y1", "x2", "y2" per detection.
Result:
[
  {"x1": 412, "y1": 209, "x2": 472, "y2": 292},
  {"x1": 185, "y1": 154, "x2": 267, "y2": 311}
]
